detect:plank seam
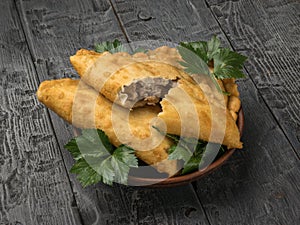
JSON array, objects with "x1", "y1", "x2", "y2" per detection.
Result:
[
  {"x1": 13, "y1": 1, "x2": 85, "y2": 224},
  {"x1": 204, "y1": 0, "x2": 300, "y2": 160},
  {"x1": 191, "y1": 182, "x2": 213, "y2": 225},
  {"x1": 108, "y1": 0, "x2": 131, "y2": 43}
]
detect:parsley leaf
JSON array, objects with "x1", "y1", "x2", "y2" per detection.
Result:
[
  {"x1": 94, "y1": 40, "x2": 125, "y2": 53},
  {"x1": 64, "y1": 138, "x2": 81, "y2": 160},
  {"x1": 213, "y1": 48, "x2": 247, "y2": 79},
  {"x1": 153, "y1": 126, "x2": 226, "y2": 175},
  {"x1": 111, "y1": 145, "x2": 138, "y2": 184},
  {"x1": 64, "y1": 129, "x2": 138, "y2": 187},
  {"x1": 177, "y1": 45, "x2": 210, "y2": 75},
  {"x1": 171, "y1": 140, "x2": 226, "y2": 175},
  {"x1": 168, "y1": 145, "x2": 192, "y2": 163},
  {"x1": 207, "y1": 35, "x2": 221, "y2": 60},
  {"x1": 181, "y1": 145, "x2": 205, "y2": 175},
  {"x1": 152, "y1": 126, "x2": 226, "y2": 175},
  {"x1": 179, "y1": 41, "x2": 209, "y2": 64},
  {"x1": 94, "y1": 40, "x2": 148, "y2": 54},
  {"x1": 69, "y1": 158, "x2": 103, "y2": 187},
  {"x1": 167, "y1": 138, "x2": 208, "y2": 175},
  {"x1": 178, "y1": 36, "x2": 247, "y2": 91}
]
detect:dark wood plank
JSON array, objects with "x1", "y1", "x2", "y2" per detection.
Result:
[
  {"x1": 194, "y1": 78, "x2": 300, "y2": 225},
  {"x1": 110, "y1": 0, "x2": 300, "y2": 224},
  {"x1": 207, "y1": 0, "x2": 300, "y2": 152},
  {"x1": 17, "y1": 0, "x2": 211, "y2": 224},
  {"x1": 111, "y1": 0, "x2": 224, "y2": 42},
  {"x1": 18, "y1": 0, "x2": 124, "y2": 81},
  {"x1": 81, "y1": 184, "x2": 211, "y2": 225},
  {"x1": 0, "y1": 0, "x2": 82, "y2": 224}
]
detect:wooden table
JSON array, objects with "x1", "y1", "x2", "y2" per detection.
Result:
[{"x1": 1, "y1": 0, "x2": 299, "y2": 224}]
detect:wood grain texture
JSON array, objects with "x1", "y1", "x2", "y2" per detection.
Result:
[
  {"x1": 0, "y1": 0, "x2": 82, "y2": 224},
  {"x1": 110, "y1": 0, "x2": 300, "y2": 224},
  {"x1": 207, "y1": 0, "x2": 300, "y2": 152},
  {"x1": 71, "y1": 184, "x2": 210, "y2": 225},
  {"x1": 112, "y1": 0, "x2": 225, "y2": 43},
  {"x1": 17, "y1": 0, "x2": 211, "y2": 224},
  {"x1": 17, "y1": 0, "x2": 124, "y2": 81},
  {"x1": 195, "y1": 77, "x2": 300, "y2": 225}
]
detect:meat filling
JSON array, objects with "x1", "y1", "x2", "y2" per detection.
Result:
[{"x1": 118, "y1": 78, "x2": 177, "y2": 108}]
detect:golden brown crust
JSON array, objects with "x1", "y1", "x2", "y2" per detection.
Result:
[
  {"x1": 36, "y1": 78, "x2": 76, "y2": 123},
  {"x1": 158, "y1": 76, "x2": 243, "y2": 149},
  {"x1": 222, "y1": 78, "x2": 241, "y2": 121},
  {"x1": 36, "y1": 78, "x2": 178, "y2": 176},
  {"x1": 69, "y1": 49, "x2": 242, "y2": 148},
  {"x1": 70, "y1": 49, "x2": 182, "y2": 107},
  {"x1": 70, "y1": 49, "x2": 104, "y2": 77}
]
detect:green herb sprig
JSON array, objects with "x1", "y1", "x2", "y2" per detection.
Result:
[
  {"x1": 168, "y1": 137, "x2": 226, "y2": 175},
  {"x1": 64, "y1": 129, "x2": 138, "y2": 187},
  {"x1": 177, "y1": 36, "x2": 247, "y2": 93},
  {"x1": 153, "y1": 126, "x2": 226, "y2": 175},
  {"x1": 94, "y1": 40, "x2": 125, "y2": 53},
  {"x1": 94, "y1": 40, "x2": 147, "y2": 54}
]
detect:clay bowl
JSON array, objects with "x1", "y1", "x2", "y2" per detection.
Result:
[
  {"x1": 127, "y1": 108, "x2": 244, "y2": 188},
  {"x1": 74, "y1": 108, "x2": 244, "y2": 188}
]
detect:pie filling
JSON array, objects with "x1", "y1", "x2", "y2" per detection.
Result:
[{"x1": 118, "y1": 77, "x2": 178, "y2": 108}]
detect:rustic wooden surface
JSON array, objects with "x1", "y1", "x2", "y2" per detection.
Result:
[
  {"x1": 0, "y1": 0, "x2": 82, "y2": 224},
  {"x1": 0, "y1": 0, "x2": 299, "y2": 224},
  {"x1": 207, "y1": 0, "x2": 300, "y2": 153}
]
